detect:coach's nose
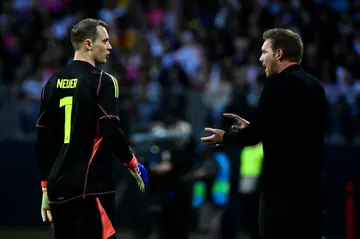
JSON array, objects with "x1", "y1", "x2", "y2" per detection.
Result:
[
  {"x1": 259, "y1": 55, "x2": 264, "y2": 64},
  {"x1": 107, "y1": 42, "x2": 112, "y2": 51}
]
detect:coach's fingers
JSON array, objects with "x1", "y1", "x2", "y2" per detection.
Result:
[
  {"x1": 223, "y1": 113, "x2": 239, "y2": 118},
  {"x1": 201, "y1": 134, "x2": 215, "y2": 142},
  {"x1": 204, "y1": 127, "x2": 217, "y2": 134},
  {"x1": 231, "y1": 125, "x2": 243, "y2": 130},
  {"x1": 223, "y1": 113, "x2": 250, "y2": 125},
  {"x1": 223, "y1": 113, "x2": 241, "y2": 121}
]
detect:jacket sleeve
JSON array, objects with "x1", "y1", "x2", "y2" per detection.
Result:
[{"x1": 223, "y1": 79, "x2": 283, "y2": 146}]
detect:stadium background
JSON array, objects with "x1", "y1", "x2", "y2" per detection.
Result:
[{"x1": 1, "y1": 0, "x2": 360, "y2": 238}]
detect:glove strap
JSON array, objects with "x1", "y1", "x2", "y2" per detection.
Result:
[
  {"x1": 124, "y1": 155, "x2": 138, "y2": 169},
  {"x1": 41, "y1": 181, "x2": 47, "y2": 188},
  {"x1": 41, "y1": 181, "x2": 48, "y2": 194}
]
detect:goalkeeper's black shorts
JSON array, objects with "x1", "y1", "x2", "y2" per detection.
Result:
[{"x1": 50, "y1": 193, "x2": 116, "y2": 239}]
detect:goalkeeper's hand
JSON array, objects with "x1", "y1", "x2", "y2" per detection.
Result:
[
  {"x1": 41, "y1": 184, "x2": 53, "y2": 222},
  {"x1": 125, "y1": 156, "x2": 148, "y2": 192}
]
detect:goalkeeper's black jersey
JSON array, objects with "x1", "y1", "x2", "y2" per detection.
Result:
[{"x1": 36, "y1": 60, "x2": 133, "y2": 203}]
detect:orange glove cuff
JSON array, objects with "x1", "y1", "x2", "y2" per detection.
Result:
[
  {"x1": 124, "y1": 155, "x2": 138, "y2": 169},
  {"x1": 41, "y1": 181, "x2": 47, "y2": 188}
]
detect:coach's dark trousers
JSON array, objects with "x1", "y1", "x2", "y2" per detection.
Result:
[{"x1": 259, "y1": 191, "x2": 323, "y2": 239}]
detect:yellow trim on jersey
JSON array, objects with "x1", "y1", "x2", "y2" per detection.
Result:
[{"x1": 104, "y1": 72, "x2": 119, "y2": 98}]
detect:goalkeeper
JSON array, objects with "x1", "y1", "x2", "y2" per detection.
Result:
[{"x1": 35, "y1": 18, "x2": 148, "y2": 239}]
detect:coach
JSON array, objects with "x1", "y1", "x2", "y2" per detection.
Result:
[{"x1": 201, "y1": 28, "x2": 328, "y2": 239}]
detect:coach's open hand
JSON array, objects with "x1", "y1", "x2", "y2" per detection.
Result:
[
  {"x1": 223, "y1": 113, "x2": 250, "y2": 130},
  {"x1": 201, "y1": 128, "x2": 225, "y2": 145}
]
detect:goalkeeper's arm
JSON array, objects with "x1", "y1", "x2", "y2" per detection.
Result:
[
  {"x1": 97, "y1": 72, "x2": 147, "y2": 191},
  {"x1": 35, "y1": 86, "x2": 52, "y2": 188},
  {"x1": 35, "y1": 85, "x2": 53, "y2": 222},
  {"x1": 99, "y1": 118, "x2": 133, "y2": 164}
]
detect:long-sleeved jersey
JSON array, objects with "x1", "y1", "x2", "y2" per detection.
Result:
[{"x1": 36, "y1": 60, "x2": 133, "y2": 203}]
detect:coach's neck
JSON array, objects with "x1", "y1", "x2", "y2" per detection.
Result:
[
  {"x1": 277, "y1": 61, "x2": 298, "y2": 74},
  {"x1": 73, "y1": 51, "x2": 95, "y2": 67}
]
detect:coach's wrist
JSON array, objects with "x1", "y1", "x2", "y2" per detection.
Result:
[
  {"x1": 222, "y1": 131, "x2": 230, "y2": 142},
  {"x1": 223, "y1": 131, "x2": 237, "y2": 145}
]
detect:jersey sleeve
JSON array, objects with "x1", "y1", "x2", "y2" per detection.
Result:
[
  {"x1": 97, "y1": 72, "x2": 133, "y2": 164},
  {"x1": 97, "y1": 72, "x2": 120, "y2": 121},
  {"x1": 35, "y1": 82, "x2": 52, "y2": 187}
]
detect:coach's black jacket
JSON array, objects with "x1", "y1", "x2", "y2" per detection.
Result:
[{"x1": 224, "y1": 64, "x2": 328, "y2": 193}]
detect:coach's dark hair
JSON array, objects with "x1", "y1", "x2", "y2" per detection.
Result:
[
  {"x1": 71, "y1": 18, "x2": 108, "y2": 50},
  {"x1": 262, "y1": 28, "x2": 303, "y2": 64}
]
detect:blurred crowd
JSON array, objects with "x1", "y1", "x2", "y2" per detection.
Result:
[{"x1": 1, "y1": 0, "x2": 360, "y2": 144}]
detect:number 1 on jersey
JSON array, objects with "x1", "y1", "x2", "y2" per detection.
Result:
[{"x1": 59, "y1": 96, "x2": 73, "y2": 144}]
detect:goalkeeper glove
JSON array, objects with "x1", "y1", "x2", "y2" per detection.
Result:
[
  {"x1": 41, "y1": 181, "x2": 53, "y2": 222},
  {"x1": 124, "y1": 156, "x2": 148, "y2": 192}
]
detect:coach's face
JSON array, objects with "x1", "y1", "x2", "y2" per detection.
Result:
[
  {"x1": 259, "y1": 39, "x2": 277, "y2": 77},
  {"x1": 91, "y1": 26, "x2": 112, "y2": 65}
]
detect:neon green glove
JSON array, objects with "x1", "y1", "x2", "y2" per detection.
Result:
[
  {"x1": 128, "y1": 167, "x2": 145, "y2": 192},
  {"x1": 124, "y1": 156, "x2": 148, "y2": 193},
  {"x1": 41, "y1": 183, "x2": 53, "y2": 222}
]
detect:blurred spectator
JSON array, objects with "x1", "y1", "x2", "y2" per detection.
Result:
[
  {"x1": 203, "y1": 60, "x2": 233, "y2": 128},
  {"x1": 18, "y1": 69, "x2": 44, "y2": 134}
]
